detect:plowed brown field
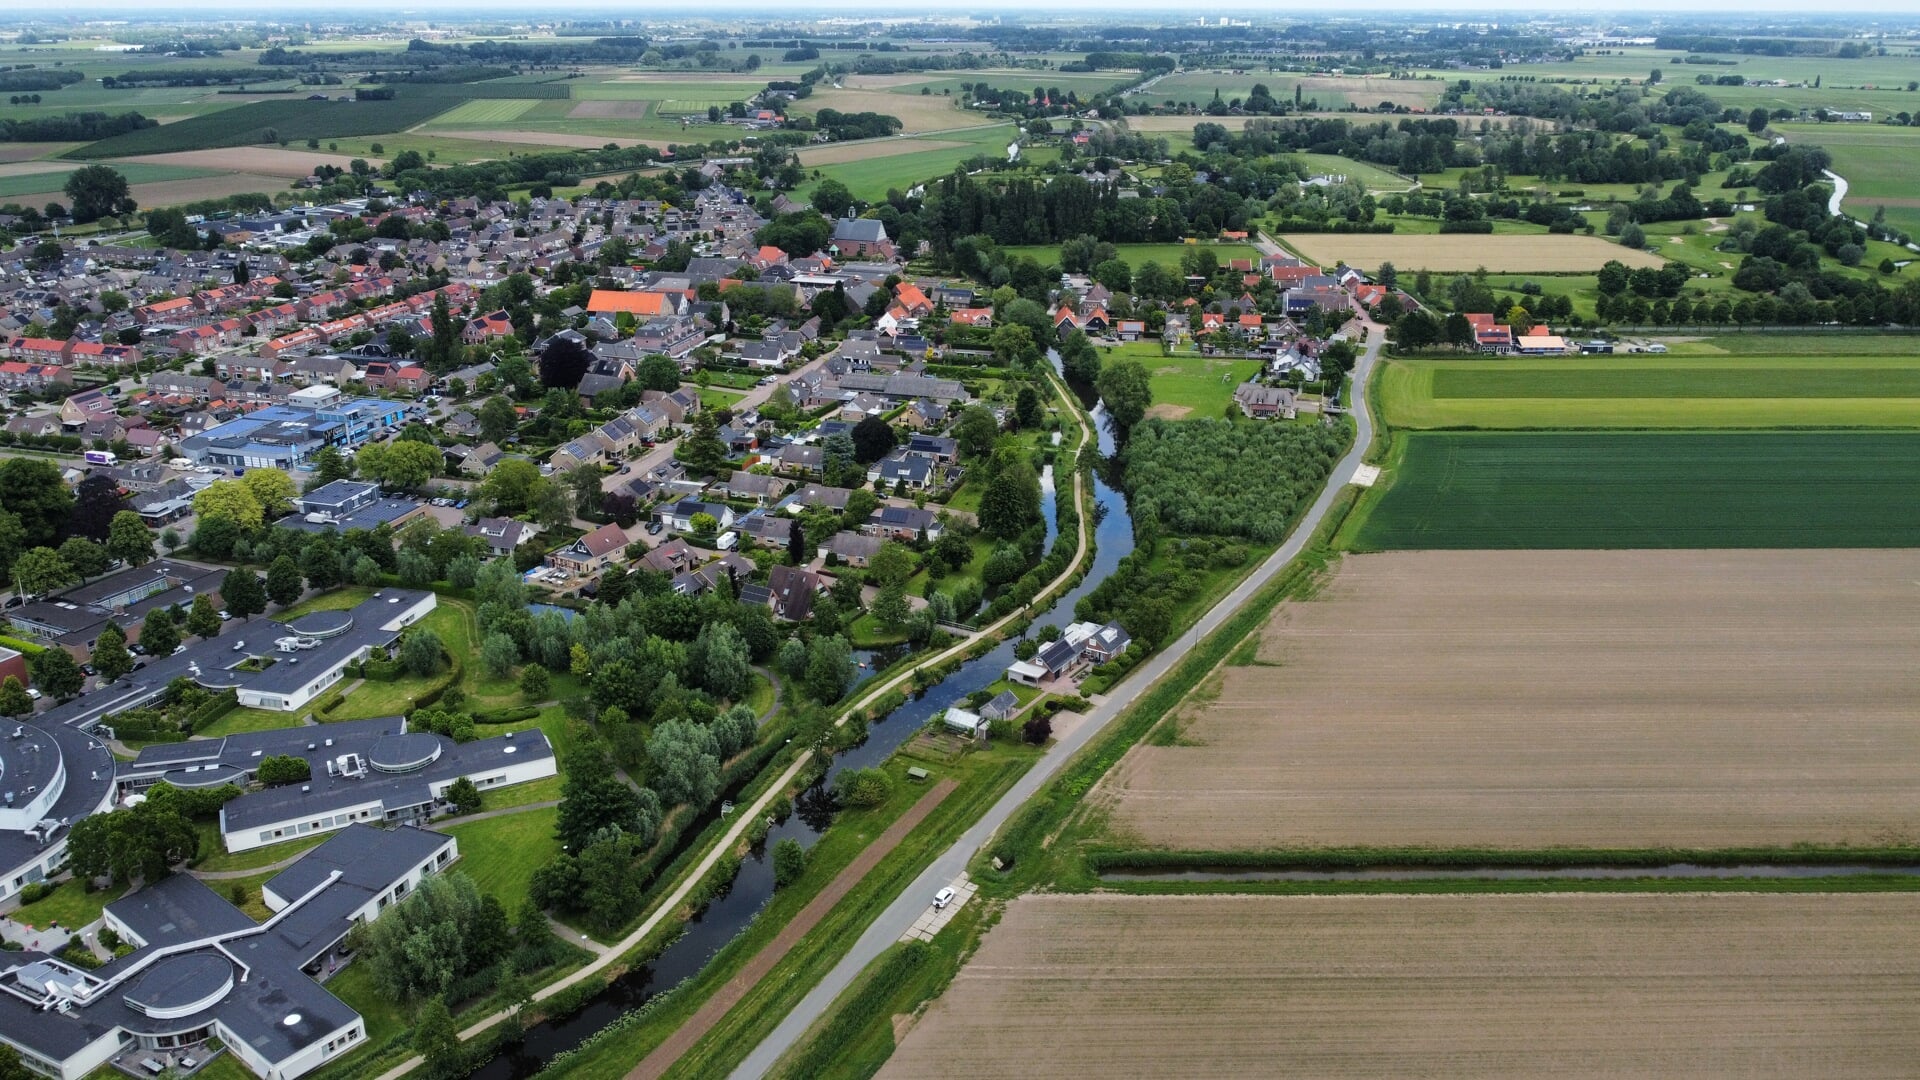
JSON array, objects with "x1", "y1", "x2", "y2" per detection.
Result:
[
  {"x1": 881, "y1": 893, "x2": 1920, "y2": 1079},
  {"x1": 1280, "y1": 232, "x2": 1665, "y2": 271},
  {"x1": 1100, "y1": 550, "x2": 1920, "y2": 850}
]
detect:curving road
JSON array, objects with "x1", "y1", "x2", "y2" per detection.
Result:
[{"x1": 729, "y1": 313, "x2": 1385, "y2": 1079}]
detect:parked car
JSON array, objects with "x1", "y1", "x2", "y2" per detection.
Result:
[
  {"x1": 25, "y1": 688, "x2": 40, "y2": 701},
  {"x1": 932, "y1": 886, "x2": 955, "y2": 910},
  {"x1": 218, "y1": 610, "x2": 232, "y2": 621},
  {"x1": 645, "y1": 521, "x2": 664, "y2": 535}
]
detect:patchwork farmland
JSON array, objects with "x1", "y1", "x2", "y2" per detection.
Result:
[
  {"x1": 883, "y1": 893, "x2": 1920, "y2": 1079},
  {"x1": 1097, "y1": 549, "x2": 1920, "y2": 851}
]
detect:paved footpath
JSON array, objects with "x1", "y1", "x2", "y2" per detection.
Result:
[
  {"x1": 625, "y1": 779, "x2": 957, "y2": 1080},
  {"x1": 728, "y1": 316, "x2": 1385, "y2": 1079}
]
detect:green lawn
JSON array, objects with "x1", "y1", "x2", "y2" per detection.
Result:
[
  {"x1": 700, "y1": 386, "x2": 748, "y2": 412},
  {"x1": 198, "y1": 702, "x2": 309, "y2": 737},
  {"x1": 1379, "y1": 352, "x2": 1920, "y2": 429},
  {"x1": 191, "y1": 825, "x2": 330, "y2": 873},
  {"x1": 443, "y1": 807, "x2": 562, "y2": 914},
  {"x1": 279, "y1": 588, "x2": 375, "y2": 618},
  {"x1": 11, "y1": 878, "x2": 126, "y2": 931},
  {"x1": 1101, "y1": 342, "x2": 1260, "y2": 420},
  {"x1": 322, "y1": 961, "x2": 407, "y2": 1049},
  {"x1": 1347, "y1": 431, "x2": 1920, "y2": 550}
]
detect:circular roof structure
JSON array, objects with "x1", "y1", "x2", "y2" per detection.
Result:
[
  {"x1": 124, "y1": 953, "x2": 233, "y2": 1020},
  {"x1": 370, "y1": 732, "x2": 441, "y2": 774},
  {"x1": 288, "y1": 609, "x2": 354, "y2": 638}
]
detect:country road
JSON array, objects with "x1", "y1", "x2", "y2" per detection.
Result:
[{"x1": 728, "y1": 310, "x2": 1386, "y2": 1079}]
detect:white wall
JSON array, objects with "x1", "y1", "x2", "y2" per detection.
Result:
[{"x1": 231, "y1": 797, "x2": 385, "y2": 857}]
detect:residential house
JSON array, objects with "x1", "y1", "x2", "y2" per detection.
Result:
[
  {"x1": 1081, "y1": 621, "x2": 1133, "y2": 663},
  {"x1": 900, "y1": 399, "x2": 948, "y2": 431},
  {"x1": 735, "y1": 511, "x2": 794, "y2": 548},
  {"x1": 864, "y1": 505, "x2": 941, "y2": 541},
  {"x1": 548, "y1": 522, "x2": 629, "y2": 578},
  {"x1": 720, "y1": 471, "x2": 789, "y2": 504},
  {"x1": 1232, "y1": 383, "x2": 1297, "y2": 420},
  {"x1": 775, "y1": 444, "x2": 823, "y2": 475},
  {"x1": 868, "y1": 452, "x2": 938, "y2": 491},
  {"x1": 821, "y1": 530, "x2": 882, "y2": 567},
  {"x1": 466, "y1": 517, "x2": 537, "y2": 559},
  {"x1": 766, "y1": 564, "x2": 824, "y2": 621},
  {"x1": 788, "y1": 483, "x2": 852, "y2": 511},
  {"x1": 660, "y1": 498, "x2": 736, "y2": 533},
  {"x1": 904, "y1": 434, "x2": 958, "y2": 464}
]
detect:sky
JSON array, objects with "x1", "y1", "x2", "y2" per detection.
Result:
[{"x1": 22, "y1": 0, "x2": 1920, "y2": 14}]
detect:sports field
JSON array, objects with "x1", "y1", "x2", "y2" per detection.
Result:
[
  {"x1": 1346, "y1": 431, "x2": 1920, "y2": 550},
  {"x1": 1099, "y1": 548, "x2": 1920, "y2": 850},
  {"x1": 1282, "y1": 232, "x2": 1666, "y2": 272},
  {"x1": 885, "y1": 893, "x2": 1920, "y2": 1079},
  {"x1": 1378, "y1": 354, "x2": 1920, "y2": 428}
]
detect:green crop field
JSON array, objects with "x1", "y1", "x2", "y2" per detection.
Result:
[
  {"x1": 1379, "y1": 351, "x2": 1920, "y2": 428},
  {"x1": 424, "y1": 98, "x2": 542, "y2": 125},
  {"x1": 0, "y1": 162, "x2": 215, "y2": 198},
  {"x1": 1347, "y1": 430, "x2": 1920, "y2": 549},
  {"x1": 67, "y1": 93, "x2": 458, "y2": 158},
  {"x1": 1775, "y1": 122, "x2": 1920, "y2": 238}
]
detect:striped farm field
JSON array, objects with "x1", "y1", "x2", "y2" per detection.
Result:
[
  {"x1": 1377, "y1": 354, "x2": 1920, "y2": 429},
  {"x1": 1346, "y1": 431, "x2": 1920, "y2": 550},
  {"x1": 885, "y1": 893, "x2": 1920, "y2": 1079},
  {"x1": 1100, "y1": 548, "x2": 1920, "y2": 850},
  {"x1": 425, "y1": 98, "x2": 542, "y2": 125},
  {"x1": 1280, "y1": 232, "x2": 1665, "y2": 272}
]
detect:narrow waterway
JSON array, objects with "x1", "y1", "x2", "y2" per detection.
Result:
[{"x1": 467, "y1": 378, "x2": 1132, "y2": 1079}]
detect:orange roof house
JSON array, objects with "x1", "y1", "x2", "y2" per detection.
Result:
[
  {"x1": 893, "y1": 282, "x2": 933, "y2": 316},
  {"x1": 587, "y1": 289, "x2": 673, "y2": 317}
]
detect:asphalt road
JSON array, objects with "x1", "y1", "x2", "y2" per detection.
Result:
[{"x1": 728, "y1": 316, "x2": 1385, "y2": 1079}]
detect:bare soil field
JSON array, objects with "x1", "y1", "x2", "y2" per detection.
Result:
[
  {"x1": 882, "y1": 893, "x2": 1920, "y2": 1079},
  {"x1": 109, "y1": 147, "x2": 372, "y2": 177},
  {"x1": 794, "y1": 139, "x2": 966, "y2": 167},
  {"x1": 568, "y1": 99, "x2": 650, "y2": 119},
  {"x1": 0, "y1": 143, "x2": 74, "y2": 163},
  {"x1": 128, "y1": 173, "x2": 288, "y2": 206},
  {"x1": 0, "y1": 162, "x2": 65, "y2": 178},
  {"x1": 1302, "y1": 76, "x2": 1438, "y2": 108},
  {"x1": 1099, "y1": 550, "x2": 1920, "y2": 850},
  {"x1": 792, "y1": 88, "x2": 981, "y2": 134},
  {"x1": 1280, "y1": 232, "x2": 1666, "y2": 272}
]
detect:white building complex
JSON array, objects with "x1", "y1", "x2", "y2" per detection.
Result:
[{"x1": 0, "y1": 825, "x2": 455, "y2": 1079}]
